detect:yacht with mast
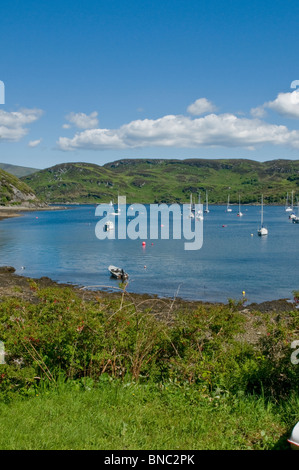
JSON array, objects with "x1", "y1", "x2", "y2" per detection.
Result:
[
  {"x1": 226, "y1": 195, "x2": 232, "y2": 212},
  {"x1": 204, "y1": 191, "x2": 210, "y2": 213},
  {"x1": 257, "y1": 195, "x2": 268, "y2": 236},
  {"x1": 288, "y1": 191, "x2": 296, "y2": 220},
  {"x1": 237, "y1": 195, "x2": 243, "y2": 217},
  {"x1": 196, "y1": 193, "x2": 204, "y2": 220},
  {"x1": 285, "y1": 192, "x2": 292, "y2": 212},
  {"x1": 189, "y1": 194, "x2": 195, "y2": 218}
]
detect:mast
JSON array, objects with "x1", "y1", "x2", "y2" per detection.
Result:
[{"x1": 291, "y1": 190, "x2": 294, "y2": 210}]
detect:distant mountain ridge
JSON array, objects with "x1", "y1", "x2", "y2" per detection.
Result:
[
  {"x1": 20, "y1": 158, "x2": 299, "y2": 204},
  {"x1": 0, "y1": 163, "x2": 39, "y2": 178}
]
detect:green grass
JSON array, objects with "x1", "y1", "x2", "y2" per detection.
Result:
[{"x1": 0, "y1": 379, "x2": 295, "y2": 450}]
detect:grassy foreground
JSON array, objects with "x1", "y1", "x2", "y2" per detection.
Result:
[
  {"x1": 0, "y1": 378, "x2": 297, "y2": 450},
  {"x1": 0, "y1": 279, "x2": 298, "y2": 450}
]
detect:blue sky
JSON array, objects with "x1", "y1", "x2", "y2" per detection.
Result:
[{"x1": 1, "y1": 0, "x2": 299, "y2": 169}]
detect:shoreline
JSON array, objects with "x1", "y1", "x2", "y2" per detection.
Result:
[
  {"x1": 0, "y1": 266, "x2": 297, "y2": 315},
  {"x1": 0, "y1": 201, "x2": 291, "y2": 221},
  {"x1": 0, "y1": 204, "x2": 68, "y2": 221}
]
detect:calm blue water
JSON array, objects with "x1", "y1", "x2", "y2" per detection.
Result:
[{"x1": 0, "y1": 204, "x2": 298, "y2": 304}]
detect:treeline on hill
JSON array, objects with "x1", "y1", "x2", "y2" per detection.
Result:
[{"x1": 19, "y1": 158, "x2": 299, "y2": 204}]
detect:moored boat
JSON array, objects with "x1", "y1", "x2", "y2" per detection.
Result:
[
  {"x1": 257, "y1": 195, "x2": 268, "y2": 236},
  {"x1": 237, "y1": 195, "x2": 243, "y2": 217},
  {"x1": 204, "y1": 191, "x2": 210, "y2": 213},
  {"x1": 104, "y1": 221, "x2": 114, "y2": 232},
  {"x1": 108, "y1": 265, "x2": 129, "y2": 280},
  {"x1": 226, "y1": 195, "x2": 232, "y2": 212}
]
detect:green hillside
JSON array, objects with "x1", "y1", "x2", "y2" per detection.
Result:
[
  {"x1": 21, "y1": 158, "x2": 299, "y2": 204},
  {"x1": 0, "y1": 168, "x2": 39, "y2": 206}
]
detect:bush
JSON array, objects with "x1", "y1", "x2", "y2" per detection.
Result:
[{"x1": 0, "y1": 284, "x2": 298, "y2": 401}]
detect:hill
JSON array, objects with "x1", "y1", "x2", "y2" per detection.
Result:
[
  {"x1": 21, "y1": 158, "x2": 299, "y2": 204},
  {"x1": 0, "y1": 167, "x2": 40, "y2": 206},
  {"x1": 0, "y1": 163, "x2": 39, "y2": 178}
]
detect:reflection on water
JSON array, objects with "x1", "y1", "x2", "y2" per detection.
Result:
[{"x1": 0, "y1": 204, "x2": 298, "y2": 304}]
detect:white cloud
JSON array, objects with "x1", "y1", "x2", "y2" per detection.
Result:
[
  {"x1": 264, "y1": 90, "x2": 299, "y2": 119},
  {"x1": 58, "y1": 128, "x2": 126, "y2": 151},
  {"x1": 0, "y1": 108, "x2": 43, "y2": 142},
  {"x1": 187, "y1": 98, "x2": 216, "y2": 115},
  {"x1": 57, "y1": 112, "x2": 299, "y2": 151},
  {"x1": 250, "y1": 106, "x2": 267, "y2": 118},
  {"x1": 64, "y1": 111, "x2": 99, "y2": 129},
  {"x1": 253, "y1": 90, "x2": 299, "y2": 119},
  {"x1": 28, "y1": 138, "x2": 42, "y2": 147}
]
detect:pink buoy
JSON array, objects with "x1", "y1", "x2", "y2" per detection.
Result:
[{"x1": 142, "y1": 241, "x2": 146, "y2": 246}]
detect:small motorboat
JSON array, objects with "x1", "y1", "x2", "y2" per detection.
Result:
[
  {"x1": 108, "y1": 265, "x2": 129, "y2": 280},
  {"x1": 104, "y1": 221, "x2": 114, "y2": 232}
]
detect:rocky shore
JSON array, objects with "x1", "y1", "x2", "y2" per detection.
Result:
[
  {"x1": 0, "y1": 265, "x2": 296, "y2": 314},
  {"x1": 0, "y1": 265, "x2": 297, "y2": 348}
]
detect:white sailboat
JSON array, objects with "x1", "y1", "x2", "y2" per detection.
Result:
[
  {"x1": 112, "y1": 194, "x2": 125, "y2": 216},
  {"x1": 285, "y1": 192, "x2": 292, "y2": 212},
  {"x1": 292, "y1": 198, "x2": 299, "y2": 224},
  {"x1": 204, "y1": 191, "x2": 210, "y2": 213},
  {"x1": 196, "y1": 193, "x2": 204, "y2": 220},
  {"x1": 189, "y1": 194, "x2": 194, "y2": 218},
  {"x1": 289, "y1": 190, "x2": 296, "y2": 219},
  {"x1": 226, "y1": 195, "x2": 232, "y2": 212},
  {"x1": 237, "y1": 195, "x2": 243, "y2": 217},
  {"x1": 257, "y1": 195, "x2": 268, "y2": 236}
]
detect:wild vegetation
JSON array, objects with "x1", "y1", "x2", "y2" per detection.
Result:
[
  {"x1": 0, "y1": 167, "x2": 38, "y2": 206},
  {"x1": 0, "y1": 278, "x2": 298, "y2": 449},
  {"x1": 21, "y1": 158, "x2": 299, "y2": 205}
]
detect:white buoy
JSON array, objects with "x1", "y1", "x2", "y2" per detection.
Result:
[{"x1": 288, "y1": 421, "x2": 299, "y2": 450}]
